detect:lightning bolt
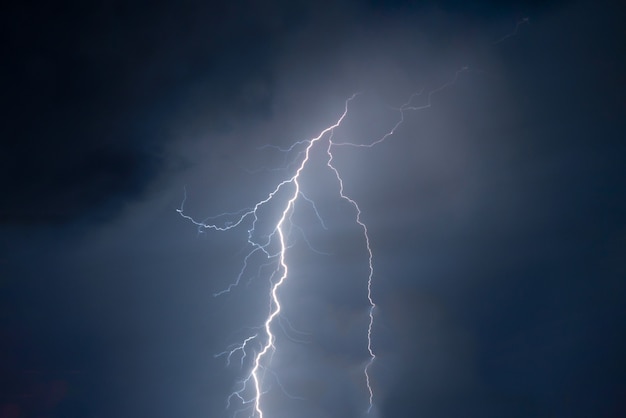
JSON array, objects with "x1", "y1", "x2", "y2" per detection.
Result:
[
  {"x1": 325, "y1": 136, "x2": 376, "y2": 412},
  {"x1": 178, "y1": 68, "x2": 469, "y2": 417},
  {"x1": 493, "y1": 16, "x2": 530, "y2": 45}
]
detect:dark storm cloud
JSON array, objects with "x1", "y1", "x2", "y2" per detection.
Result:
[
  {"x1": 2, "y1": 0, "x2": 561, "y2": 225},
  {"x1": 1, "y1": 0, "x2": 625, "y2": 418},
  {"x1": 2, "y1": 0, "x2": 294, "y2": 224}
]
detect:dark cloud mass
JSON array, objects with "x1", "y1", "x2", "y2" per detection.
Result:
[{"x1": 1, "y1": 0, "x2": 625, "y2": 417}]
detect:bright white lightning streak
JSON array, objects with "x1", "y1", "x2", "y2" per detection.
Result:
[
  {"x1": 247, "y1": 98, "x2": 354, "y2": 418},
  {"x1": 178, "y1": 68, "x2": 469, "y2": 417}
]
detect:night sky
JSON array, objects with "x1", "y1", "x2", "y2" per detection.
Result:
[{"x1": 2, "y1": 0, "x2": 625, "y2": 417}]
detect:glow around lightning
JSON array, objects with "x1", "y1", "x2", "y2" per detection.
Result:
[{"x1": 178, "y1": 69, "x2": 468, "y2": 417}]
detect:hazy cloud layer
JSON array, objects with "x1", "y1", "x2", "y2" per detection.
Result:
[{"x1": 1, "y1": 1, "x2": 625, "y2": 417}]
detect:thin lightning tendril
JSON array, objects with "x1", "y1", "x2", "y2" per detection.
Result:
[
  {"x1": 178, "y1": 68, "x2": 471, "y2": 417},
  {"x1": 326, "y1": 134, "x2": 376, "y2": 412},
  {"x1": 493, "y1": 16, "x2": 530, "y2": 45}
]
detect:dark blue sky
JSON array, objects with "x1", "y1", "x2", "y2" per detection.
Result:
[{"x1": 1, "y1": 0, "x2": 625, "y2": 417}]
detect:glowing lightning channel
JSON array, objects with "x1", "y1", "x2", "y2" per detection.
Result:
[
  {"x1": 248, "y1": 98, "x2": 353, "y2": 418},
  {"x1": 178, "y1": 68, "x2": 469, "y2": 417}
]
